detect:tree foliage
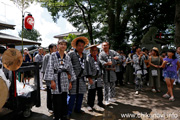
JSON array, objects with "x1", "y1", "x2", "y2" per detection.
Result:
[
  {"x1": 18, "y1": 28, "x2": 42, "y2": 41},
  {"x1": 39, "y1": 0, "x2": 176, "y2": 49},
  {"x1": 175, "y1": 0, "x2": 180, "y2": 47},
  {"x1": 63, "y1": 34, "x2": 77, "y2": 50},
  {"x1": 10, "y1": 0, "x2": 34, "y2": 12}
]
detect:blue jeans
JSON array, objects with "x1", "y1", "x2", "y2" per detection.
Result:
[{"x1": 68, "y1": 94, "x2": 84, "y2": 115}]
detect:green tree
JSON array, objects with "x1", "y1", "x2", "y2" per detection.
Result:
[
  {"x1": 11, "y1": 0, "x2": 34, "y2": 52},
  {"x1": 39, "y1": 0, "x2": 176, "y2": 50},
  {"x1": 129, "y1": 0, "x2": 175, "y2": 45},
  {"x1": 63, "y1": 34, "x2": 77, "y2": 50},
  {"x1": 39, "y1": 0, "x2": 105, "y2": 45},
  {"x1": 10, "y1": 0, "x2": 34, "y2": 15},
  {"x1": 105, "y1": 0, "x2": 175, "y2": 49},
  {"x1": 175, "y1": 0, "x2": 180, "y2": 47},
  {"x1": 18, "y1": 28, "x2": 42, "y2": 41}
]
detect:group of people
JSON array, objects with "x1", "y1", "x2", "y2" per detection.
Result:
[
  {"x1": 21, "y1": 37, "x2": 180, "y2": 120},
  {"x1": 36, "y1": 37, "x2": 122, "y2": 120},
  {"x1": 132, "y1": 46, "x2": 180, "y2": 101}
]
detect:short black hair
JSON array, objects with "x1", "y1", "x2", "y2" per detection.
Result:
[
  {"x1": 142, "y1": 47, "x2": 148, "y2": 52},
  {"x1": 177, "y1": 46, "x2": 180, "y2": 49},
  {"x1": 76, "y1": 39, "x2": 85, "y2": 46},
  {"x1": 6, "y1": 43, "x2": 15, "y2": 49},
  {"x1": 48, "y1": 44, "x2": 56, "y2": 52},
  {"x1": 161, "y1": 51, "x2": 166, "y2": 55},
  {"x1": 0, "y1": 45, "x2": 6, "y2": 54},
  {"x1": 167, "y1": 49, "x2": 176, "y2": 59},
  {"x1": 134, "y1": 46, "x2": 141, "y2": 52}
]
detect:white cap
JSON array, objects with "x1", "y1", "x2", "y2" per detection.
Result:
[{"x1": 24, "y1": 48, "x2": 28, "y2": 51}]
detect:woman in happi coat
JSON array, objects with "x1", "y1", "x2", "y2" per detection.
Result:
[{"x1": 44, "y1": 39, "x2": 76, "y2": 120}]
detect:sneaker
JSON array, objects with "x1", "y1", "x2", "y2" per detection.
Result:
[
  {"x1": 104, "y1": 101, "x2": 110, "y2": 106},
  {"x1": 162, "y1": 93, "x2": 170, "y2": 98},
  {"x1": 94, "y1": 105, "x2": 104, "y2": 111},
  {"x1": 99, "y1": 107, "x2": 105, "y2": 111},
  {"x1": 173, "y1": 82, "x2": 176, "y2": 85},
  {"x1": 169, "y1": 96, "x2": 175, "y2": 101},
  {"x1": 152, "y1": 89, "x2": 156, "y2": 93},
  {"x1": 48, "y1": 110, "x2": 53, "y2": 114},
  {"x1": 87, "y1": 106, "x2": 92, "y2": 111},
  {"x1": 135, "y1": 91, "x2": 139, "y2": 95},
  {"x1": 41, "y1": 87, "x2": 45, "y2": 90},
  {"x1": 109, "y1": 98, "x2": 116, "y2": 103}
]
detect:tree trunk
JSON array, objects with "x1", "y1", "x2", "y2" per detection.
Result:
[
  {"x1": 88, "y1": 27, "x2": 93, "y2": 44},
  {"x1": 107, "y1": 0, "x2": 115, "y2": 44},
  {"x1": 175, "y1": 0, "x2": 180, "y2": 47},
  {"x1": 75, "y1": 0, "x2": 94, "y2": 45},
  {"x1": 113, "y1": 4, "x2": 131, "y2": 49}
]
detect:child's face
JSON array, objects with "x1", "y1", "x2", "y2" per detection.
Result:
[
  {"x1": 58, "y1": 42, "x2": 67, "y2": 51},
  {"x1": 167, "y1": 52, "x2": 174, "y2": 58}
]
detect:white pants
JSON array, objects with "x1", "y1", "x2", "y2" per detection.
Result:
[{"x1": 104, "y1": 82, "x2": 115, "y2": 101}]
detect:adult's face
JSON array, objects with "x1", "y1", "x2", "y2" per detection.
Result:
[
  {"x1": 76, "y1": 42, "x2": 85, "y2": 53},
  {"x1": 102, "y1": 42, "x2": 109, "y2": 51},
  {"x1": 58, "y1": 42, "x2": 67, "y2": 52},
  {"x1": 50, "y1": 46, "x2": 57, "y2": 53},
  {"x1": 43, "y1": 51, "x2": 46, "y2": 55},
  {"x1": 151, "y1": 50, "x2": 155, "y2": 56},
  {"x1": 145, "y1": 50, "x2": 149, "y2": 54},
  {"x1": 39, "y1": 49, "x2": 43, "y2": 54},
  {"x1": 177, "y1": 47, "x2": 180, "y2": 53},
  {"x1": 136, "y1": 48, "x2": 141, "y2": 53},
  {"x1": 90, "y1": 47, "x2": 98, "y2": 56},
  {"x1": 24, "y1": 50, "x2": 28, "y2": 55}
]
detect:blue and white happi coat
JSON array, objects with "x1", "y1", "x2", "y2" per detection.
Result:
[
  {"x1": 44, "y1": 52, "x2": 76, "y2": 94},
  {"x1": 86, "y1": 54, "x2": 103, "y2": 89}
]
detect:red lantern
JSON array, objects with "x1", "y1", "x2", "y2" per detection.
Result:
[{"x1": 24, "y1": 14, "x2": 34, "y2": 30}]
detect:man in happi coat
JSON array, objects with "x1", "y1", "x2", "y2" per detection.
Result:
[
  {"x1": 99, "y1": 42, "x2": 122, "y2": 105},
  {"x1": 35, "y1": 46, "x2": 45, "y2": 90},
  {"x1": 67, "y1": 37, "x2": 89, "y2": 116},
  {"x1": 133, "y1": 46, "x2": 148, "y2": 95},
  {"x1": 86, "y1": 44, "x2": 105, "y2": 111}
]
